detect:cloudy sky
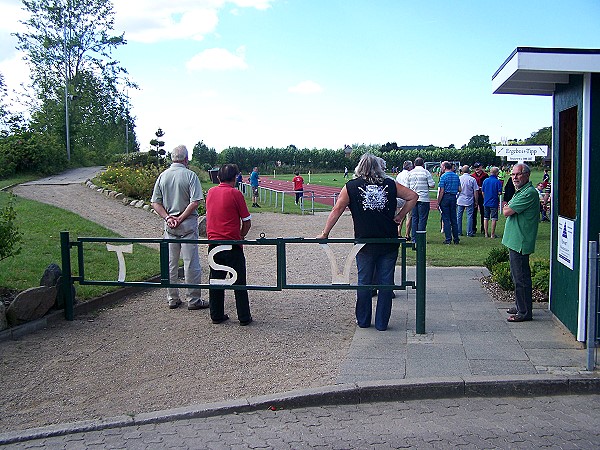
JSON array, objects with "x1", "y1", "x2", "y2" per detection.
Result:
[{"x1": 1, "y1": 0, "x2": 599, "y2": 153}]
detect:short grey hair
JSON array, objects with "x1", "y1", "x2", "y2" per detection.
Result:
[
  {"x1": 403, "y1": 160, "x2": 413, "y2": 170},
  {"x1": 514, "y1": 163, "x2": 531, "y2": 175},
  {"x1": 490, "y1": 166, "x2": 499, "y2": 175},
  {"x1": 354, "y1": 153, "x2": 386, "y2": 184},
  {"x1": 171, "y1": 145, "x2": 188, "y2": 163}
]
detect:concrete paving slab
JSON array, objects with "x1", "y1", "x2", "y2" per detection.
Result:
[
  {"x1": 525, "y1": 349, "x2": 588, "y2": 367},
  {"x1": 405, "y1": 344, "x2": 470, "y2": 378},
  {"x1": 461, "y1": 332, "x2": 529, "y2": 361},
  {"x1": 468, "y1": 359, "x2": 538, "y2": 376}
]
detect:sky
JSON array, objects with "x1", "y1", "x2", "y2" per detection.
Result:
[{"x1": 0, "y1": 0, "x2": 599, "y2": 153}]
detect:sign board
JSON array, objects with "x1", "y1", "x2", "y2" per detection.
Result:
[
  {"x1": 557, "y1": 216, "x2": 575, "y2": 270},
  {"x1": 494, "y1": 145, "x2": 548, "y2": 161}
]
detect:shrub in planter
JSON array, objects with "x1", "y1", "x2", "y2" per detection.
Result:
[
  {"x1": 491, "y1": 261, "x2": 514, "y2": 291},
  {"x1": 484, "y1": 246, "x2": 509, "y2": 272}
]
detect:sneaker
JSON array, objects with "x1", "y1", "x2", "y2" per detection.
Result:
[
  {"x1": 168, "y1": 299, "x2": 182, "y2": 309},
  {"x1": 188, "y1": 298, "x2": 209, "y2": 310},
  {"x1": 212, "y1": 314, "x2": 229, "y2": 324}
]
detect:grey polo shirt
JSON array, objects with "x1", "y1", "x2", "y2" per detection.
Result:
[{"x1": 151, "y1": 163, "x2": 204, "y2": 217}]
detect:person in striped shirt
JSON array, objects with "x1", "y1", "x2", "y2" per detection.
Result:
[{"x1": 407, "y1": 157, "x2": 435, "y2": 242}]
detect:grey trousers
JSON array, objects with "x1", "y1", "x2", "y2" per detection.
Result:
[{"x1": 165, "y1": 216, "x2": 202, "y2": 302}]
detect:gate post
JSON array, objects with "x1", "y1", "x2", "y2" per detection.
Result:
[
  {"x1": 415, "y1": 230, "x2": 426, "y2": 334},
  {"x1": 60, "y1": 231, "x2": 74, "y2": 321},
  {"x1": 587, "y1": 240, "x2": 598, "y2": 371}
]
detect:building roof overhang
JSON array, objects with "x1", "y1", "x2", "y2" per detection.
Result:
[{"x1": 492, "y1": 47, "x2": 600, "y2": 96}]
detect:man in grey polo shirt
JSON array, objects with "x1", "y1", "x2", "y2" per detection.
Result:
[{"x1": 151, "y1": 145, "x2": 208, "y2": 310}]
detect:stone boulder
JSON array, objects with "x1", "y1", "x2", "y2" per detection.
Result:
[
  {"x1": 198, "y1": 215, "x2": 207, "y2": 237},
  {"x1": 0, "y1": 303, "x2": 7, "y2": 331},
  {"x1": 40, "y1": 263, "x2": 62, "y2": 287},
  {"x1": 6, "y1": 286, "x2": 57, "y2": 326}
]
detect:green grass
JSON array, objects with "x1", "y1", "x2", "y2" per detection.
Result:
[
  {"x1": 0, "y1": 173, "x2": 41, "y2": 190},
  {"x1": 404, "y1": 209, "x2": 551, "y2": 266},
  {"x1": 0, "y1": 191, "x2": 160, "y2": 300},
  {"x1": 273, "y1": 172, "x2": 348, "y2": 188}
]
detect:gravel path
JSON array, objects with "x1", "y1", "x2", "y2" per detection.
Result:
[{"x1": 2, "y1": 183, "x2": 358, "y2": 433}]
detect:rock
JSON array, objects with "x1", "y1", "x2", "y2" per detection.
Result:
[
  {"x1": 40, "y1": 263, "x2": 62, "y2": 287},
  {"x1": 115, "y1": 193, "x2": 124, "y2": 200},
  {"x1": 0, "y1": 303, "x2": 7, "y2": 331},
  {"x1": 122, "y1": 197, "x2": 130, "y2": 205},
  {"x1": 198, "y1": 215, "x2": 207, "y2": 237},
  {"x1": 143, "y1": 204, "x2": 150, "y2": 211},
  {"x1": 6, "y1": 286, "x2": 57, "y2": 326},
  {"x1": 129, "y1": 200, "x2": 137, "y2": 206},
  {"x1": 134, "y1": 200, "x2": 145, "y2": 208}
]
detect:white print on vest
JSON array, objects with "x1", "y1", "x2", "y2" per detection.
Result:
[
  {"x1": 208, "y1": 245, "x2": 238, "y2": 285},
  {"x1": 358, "y1": 184, "x2": 388, "y2": 210},
  {"x1": 319, "y1": 243, "x2": 365, "y2": 284},
  {"x1": 106, "y1": 244, "x2": 133, "y2": 282}
]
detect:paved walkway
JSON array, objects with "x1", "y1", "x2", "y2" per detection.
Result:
[{"x1": 18, "y1": 166, "x2": 105, "y2": 185}]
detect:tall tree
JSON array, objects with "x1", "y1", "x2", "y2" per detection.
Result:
[
  {"x1": 14, "y1": 0, "x2": 137, "y2": 164},
  {"x1": 467, "y1": 134, "x2": 491, "y2": 149},
  {"x1": 192, "y1": 140, "x2": 217, "y2": 169},
  {"x1": 525, "y1": 126, "x2": 552, "y2": 148}
]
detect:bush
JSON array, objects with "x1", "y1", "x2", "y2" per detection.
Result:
[
  {"x1": 530, "y1": 259, "x2": 550, "y2": 296},
  {"x1": 0, "y1": 194, "x2": 22, "y2": 261},
  {"x1": 491, "y1": 261, "x2": 514, "y2": 291},
  {"x1": 98, "y1": 165, "x2": 162, "y2": 201},
  {"x1": 484, "y1": 246, "x2": 509, "y2": 272}
]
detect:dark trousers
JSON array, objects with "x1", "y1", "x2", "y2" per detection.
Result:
[
  {"x1": 472, "y1": 192, "x2": 485, "y2": 233},
  {"x1": 208, "y1": 245, "x2": 251, "y2": 323},
  {"x1": 440, "y1": 193, "x2": 459, "y2": 244},
  {"x1": 411, "y1": 201, "x2": 430, "y2": 241},
  {"x1": 295, "y1": 188, "x2": 303, "y2": 203},
  {"x1": 509, "y1": 249, "x2": 533, "y2": 319}
]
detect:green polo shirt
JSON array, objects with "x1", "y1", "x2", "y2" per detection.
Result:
[{"x1": 501, "y1": 181, "x2": 539, "y2": 255}]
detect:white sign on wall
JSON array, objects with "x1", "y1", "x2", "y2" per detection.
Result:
[
  {"x1": 494, "y1": 145, "x2": 548, "y2": 162},
  {"x1": 557, "y1": 216, "x2": 575, "y2": 270}
]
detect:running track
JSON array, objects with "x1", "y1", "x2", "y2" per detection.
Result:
[{"x1": 259, "y1": 176, "x2": 439, "y2": 209}]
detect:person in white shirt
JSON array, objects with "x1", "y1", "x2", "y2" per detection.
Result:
[
  {"x1": 456, "y1": 165, "x2": 479, "y2": 237},
  {"x1": 395, "y1": 160, "x2": 413, "y2": 239},
  {"x1": 407, "y1": 157, "x2": 435, "y2": 242}
]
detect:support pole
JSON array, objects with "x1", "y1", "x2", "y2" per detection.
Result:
[
  {"x1": 416, "y1": 230, "x2": 426, "y2": 334},
  {"x1": 587, "y1": 240, "x2": 598, "y2": 371},
  {"x1": 60, "y1": 231, "x2": 74, "y2": 321}
]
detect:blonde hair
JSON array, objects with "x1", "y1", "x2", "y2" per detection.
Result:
[{"x1": 354, "y1": 153, "x2": 386, "y2": 184}]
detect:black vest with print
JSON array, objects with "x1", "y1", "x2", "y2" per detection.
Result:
[{"x1": 346, "y1": 177, "x2": 398, "y2": 240}]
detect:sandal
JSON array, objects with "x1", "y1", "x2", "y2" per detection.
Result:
[
  {"x1": 506, "y1": 307, "x2": 518, "y2": 314},
  {"x1": 507, "y1": 314, "x2": 532, "y2": 322}
]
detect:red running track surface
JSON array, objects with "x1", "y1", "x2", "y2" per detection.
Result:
[{"x1": 259, "y1": 176, "x2": 439, "y2": 209}]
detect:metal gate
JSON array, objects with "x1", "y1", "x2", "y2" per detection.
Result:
[
  {"x1": 60, "y1": 231, "x2": 428, "y2": 333},
  {"x1": 587, "y1": 236, "x2": 600, "y2": 370}
]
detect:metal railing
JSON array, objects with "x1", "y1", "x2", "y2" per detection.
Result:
[
  {"x1": 239, "y1": 182, "x2": 339, "y2": 214},
  {"x1": 60, "y1": 231, "x2": 428, "y2": 333}
]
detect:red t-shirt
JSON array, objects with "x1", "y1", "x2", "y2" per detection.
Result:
[
  {"x1": 471, "y1": 171, "x2": 488, "y2": 189},
  {"x1": 206, "y1": 183, "x2": 251, "y2": 241},
  {"x1": 293, "y1": 175, "x2": 304, "y2": 190}
]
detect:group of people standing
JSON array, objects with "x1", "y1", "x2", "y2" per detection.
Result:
[{"x1": 150, "y1": 145, "x2": 542, "y2": 332}]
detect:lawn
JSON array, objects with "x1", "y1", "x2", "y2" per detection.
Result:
[{"x1": 0, "y1": 190, "x2": 160, "y2": 299}]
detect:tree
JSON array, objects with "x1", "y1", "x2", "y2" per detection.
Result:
[
  {"x1": 191, "y1": 140, "x2": 217, "y2": 169},
  {"x1": 149, "y1": 128, "x2": 165, "y2": 166},
  {"x1": 380, "y1": 142, "x2": 398, "y2": 153},
  {"x1": 525, "y1": 126, "x2": 552, "y2": 149},
  {"x1": 467, "y1": 135, "x2": 491, "y2": 149},
  {"x1": 14, "y1": 0, "x2": 137, "y2": 165}
]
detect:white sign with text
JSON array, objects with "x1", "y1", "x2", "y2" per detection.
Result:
[
  {"x1": 494, "y1": 145, "x2": 548, "y2": 161},
  {"x1": 557, "y1": 216, "x2": 574, "y2": 270}
]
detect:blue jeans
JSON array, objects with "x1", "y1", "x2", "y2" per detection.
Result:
[
  {"x1": 456, "y1": 203, "x2": 474, "y2": 237},
  {"x1": 440, "y1": 193, "x2": 459, "y2": 243},
  {"x1": 509, "y1": 249, "x2": 532, "y2": 319},
  {"x1": 411, "y1": 201, "x2": 430, "y2": 242},
  {"x1": 355, "y1": 244, "x2": 398, "y2": 331}
]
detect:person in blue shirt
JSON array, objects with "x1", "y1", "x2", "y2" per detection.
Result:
[
  {"x1": 482, "y1": 167, "x2": 504, "y2": 238},
  {"x1": 437, "y1": 161, "x2": 461, "y2": 244},
  {"x1": 249, "y1": 167, "x2": 260, "y2": 207}
]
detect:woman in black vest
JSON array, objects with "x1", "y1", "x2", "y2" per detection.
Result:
[{"x1": 317, "y1": 154, "x2": 417, "y2": 331}]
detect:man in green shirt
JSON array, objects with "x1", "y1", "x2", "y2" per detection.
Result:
[{"x1": 502, "y1": 163, "x2": 539, "y2": 322}]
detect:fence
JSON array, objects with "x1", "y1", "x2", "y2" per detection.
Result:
[
  {"x1": 60, "y1": 231, "x2": 428, "y2": 333},
  {"x1": 239, "y1": 182, "x2": 338, "y2": 214}
]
